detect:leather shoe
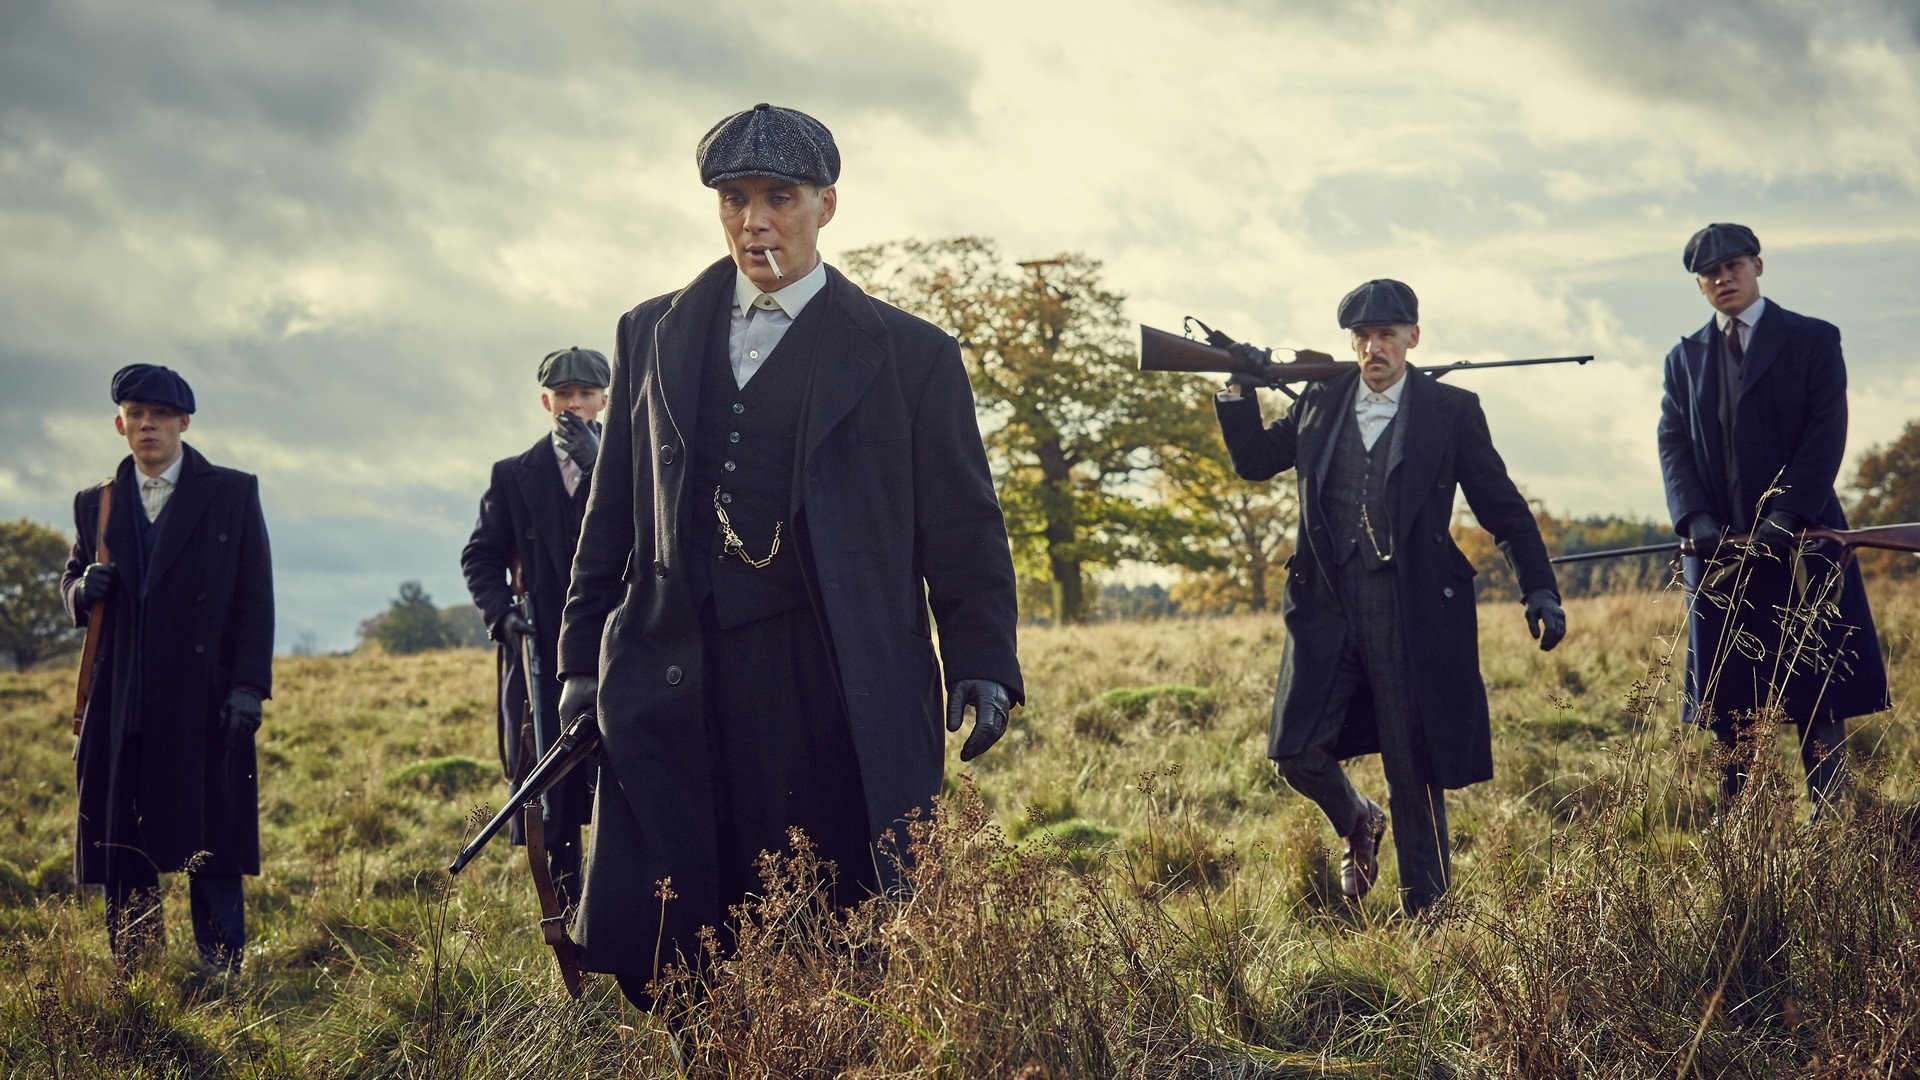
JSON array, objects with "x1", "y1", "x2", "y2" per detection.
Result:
[{"x1": 1341, "y1": 802, "x2": 1387, "y2": 900}]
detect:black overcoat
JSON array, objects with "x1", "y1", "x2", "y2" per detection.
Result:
[
  {"x1": 557, "y1": 259, "x2": 1023, "y2": 976},
  {"x1": 60, "y1": 445, "x2": 274, "y2": 882},
  {"x1": 1217, "y1": 367, "x2": 1557, "y2": 789},
  {"x1": 460, "y1": 435, "x2": 596, "y2": 841},
  {"x1": 1657, "y1": 301, "x2": 1888, "y2": 725}
]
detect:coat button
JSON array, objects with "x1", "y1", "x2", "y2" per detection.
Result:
[
  {"x1": 1442, "y1": 587, "x2": 1455, "y2": 599},
  {"x1": 653, "y1": 560, "x2": 668, "y2": 578},
  {"x1": 661, "y1": 444, "x2": 676, "y2": 464},
  {"x1": 723, "y1": 461, "x2": 736, "y2": 472},
  {"x1": 218, "y1": 533, "x2": 228, "y2": 542},
  {"x1": 665, "y1": 665, "x2": 683, "y2": 685},
  {"x1": 526, "y1": 528, "x2": 536, "y2": 539},
  {"x1": 732, "y1": 403, "x2": 745, "y2": 414},
  {"x1": 194, "y1": 644, "x2": 206, "y2": 654},
  {"x1": 729, "y1": 432, "x2": 741, "y2": 443}
]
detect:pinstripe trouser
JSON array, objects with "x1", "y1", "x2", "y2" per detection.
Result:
[{"x1": 1275, "y1": 558, "x2": 1451, "y2": 913}]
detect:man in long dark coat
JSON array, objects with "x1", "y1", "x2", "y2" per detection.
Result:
[
  {"x1": 554, "y1": 104, "x2": 1023, "y2": 1006},
  {"x1": 1216, "y1": 280, "x2": 1564, "y2": 915},
  {"x1": 61, "y1": 364, "x2": 273, "y2": 971},
  {"x1": 1658, "y1": 223, "x2": 1887, "y2": 820},
  {"x1": 461, "y1": 347, "x2": 609, "y2": 911}
]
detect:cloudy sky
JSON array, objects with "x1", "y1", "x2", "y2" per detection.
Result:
[{"x1": 3, "y1": 0, "x2": 1917, "y2": 650}]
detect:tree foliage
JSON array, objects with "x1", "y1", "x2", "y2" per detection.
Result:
[
  {"x1": 1849, "y1": 417, "x2": 1920, "y2": 579},
  {"x1": 843, "y1": 237, "x2": 1217, "y2": 623},
  {"x1": 0, "y1": 519, "x2": 81, "y2": 670},
  {"x1": 361, "y1": 581, "x2": 455, "y2": 654},
  {"x1": 1162, "y1": 390, "x2": 1299, "y2": 614}
]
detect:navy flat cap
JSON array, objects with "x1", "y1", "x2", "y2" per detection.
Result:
[
  {"x1": 697, "y1": 103, "x2": 840, "y2": 188},
  {"x1": 110, "y1": 364, "x2": 196, "y2": 414},
  {"x1": 1684, "y1": 223, "x2": 1761, "y2": 273},
  {"x1": 1337, "y1": 279, "x2": 1419, "y2": 329},
  {"x1": 538, "y1": 346, "x2": 610, "y2": 389}
]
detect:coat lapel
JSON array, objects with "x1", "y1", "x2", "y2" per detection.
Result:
[
  {"x1": 144, "y1": 444, "x2": 216, "y2": 590},
  {"x1": 651, "y1": 258, "x2": 735, "y2": 464},
  {"x1": 514, "y1": 436, "x2": 573, "y2": 585},
  {"x1": 1392, "y1": 369, "x2": 1446, "y2": 546},
  {"x1": 105, "y1": 456, "x2": 143, "y2": 599},
  {"x1": 793, "y1": 266, "x2": 886, "y2": 511},
  {"x1": 1736, "y1": 301, "x2": 1785, "y2": 402}
]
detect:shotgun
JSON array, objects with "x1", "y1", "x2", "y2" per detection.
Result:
[
  {"x1": 1550, "y1": 522, "x2": 1920, "y2": 565},
  {"x1": 72, "y1": 480, "x2": 113, "y2": 739},
  {"x1": 1139, "y1": 320, "x2": 1592, "y2": 391}
]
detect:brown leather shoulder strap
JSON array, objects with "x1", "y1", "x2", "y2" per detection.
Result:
[
  {"x1": 72, "y1": 480, "x2": 115, "y2": 733},
  {"x1": 523, "y1": 805, "x2": 584, "y2": 997}
]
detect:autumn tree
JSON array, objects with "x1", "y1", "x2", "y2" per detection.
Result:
[
  {"x1": 0, "y1": 519, "x2": 81, "y2": 669},
  {"x1": 1850, "y1": 417, "x2": 1920, "y2": 579},
  {"x1": 360, "y1": 580, "x2": 455, "y2": 654},
  {"x1": 843, "y1": 237, "x2": 1216, "y2": 623},
  {"x1": 1160, "y1": 391, "x2": 1299, "y2": 614}
]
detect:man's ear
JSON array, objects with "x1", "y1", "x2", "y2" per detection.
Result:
[
  {"x1": 1752, "y1": 255, "x2": 1763, "y2": 279},
  {"x1": 1407, "y1": 325, "x2": 1421, "y2": 349},
  {"x1": 114, "y1": 414, "x2": 127, "y2": 437},
  {"x1": 178, "y1": 414, "x2": 190, "y2": 433},
  {"x1": 817, "y1": 185, "x2": 837, "y2": 229},
  {"x1": 541, "y1": 392, "x2": 554, "y2": 415}
]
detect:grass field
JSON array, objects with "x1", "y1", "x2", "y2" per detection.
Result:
[{"x1": 0, "y1": 584, "x2": 1915, "y2": 1077}]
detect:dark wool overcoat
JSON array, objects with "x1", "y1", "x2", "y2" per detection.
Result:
[
  {"x1": 556, "y1": 258, "x2": 1023, "y2": 978},
  {"x1": 1657, "y1": 301, "x2": 1888, "y2": 726},
  {"x1": 61, "y1": 445, "x2": 273, "y2": 883},
  {"x1": 1217, "y1": 367, "x2": 1557, "y2": 790},
  {"x1": 461, "y1": 435, "x2": 596, "y2": 843}
]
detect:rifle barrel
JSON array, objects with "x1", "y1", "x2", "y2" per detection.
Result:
[{"x1": 1550, "y1": 541, "x2": 1682, "y2": 565}]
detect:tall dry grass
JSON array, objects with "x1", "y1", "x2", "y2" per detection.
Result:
[{"x1": 0, "y1": 580, "x2": 1913, "y2": 1076}]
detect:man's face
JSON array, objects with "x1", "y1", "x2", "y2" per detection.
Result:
[
  {"x1": 1348, "y1": 323, "x2": 1419, "y2": 392},
  {"x1": 718, "y1": 177, "x2": 836, "y2": 293},
  {"x1": 542, "y1": 383, "x2": 608, "y2": 424},
  {"x1": 114, "y1": 401, "x2": 189, "y2": 471},
  {"x1": 1695, "y1": 254, "x2": 1763, "y2": 316}
]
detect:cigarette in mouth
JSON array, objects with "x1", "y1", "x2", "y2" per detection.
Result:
[{"x1": 765, "y1": 249, "x2": 783, "y2": 280}]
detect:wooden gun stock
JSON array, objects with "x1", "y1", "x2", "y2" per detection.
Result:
[
  {"x1": 72, "y1": 481, "x2": 113, "y2": 738},
  {"x1": 1138, "y1": 325, "x2": 1343, "y2": 381}
]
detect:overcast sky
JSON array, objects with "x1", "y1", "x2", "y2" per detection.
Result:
[{"x1": 3, "y1": 0, "x2": 1917, "y2": 650}]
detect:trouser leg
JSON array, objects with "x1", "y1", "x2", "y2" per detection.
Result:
[
  {"x1": 1798, "y1": 713, "x2": 1848, "y2": 812},
  {"x1": 1711, "y1": 718, "x2": 1754, "y2": 804},
  {"x1": 1273, "y1": 628, "x2": 1372, "y2": 839},
  {"x1": 188, "y1": 873, "x2": 245, "y2": 970}
]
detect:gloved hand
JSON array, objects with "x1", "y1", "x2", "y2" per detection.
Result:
[
  {"x1": 1683, "y1": 513, "x2": 1726, "y2": 561},
  {"x1": 220, "y1": 687, "x2": 263, "y2": 748},
  {"x1": 557, "y1": 675, "x2": 599, "y2": 726},
  {"x1": 495, "y1": 609, "x2": 532, "y2": 641},
  {"x1": 1523, "y1": 589, "x2": 1565, "y2": 652},
  {"x1": 1223, "y1": 342, "x2": 1273, "y2": 393},
  {"x1": 946, "y1": 679, "x2": 1012, "y2": 762},
  {"x1": 555, "y1": 412, "x2": 601, "y2": 472},
  {"x1": 1747, "y1": 509, "x2": 1801, "y2": 562},
  {"x1": 78, "y1": 562, "x2": 116, "y2": 606}
]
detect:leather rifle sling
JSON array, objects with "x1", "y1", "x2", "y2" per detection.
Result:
[
  {"x1": 523, "y1": 804, "x2": 584, "y2": 997},
  {"x1": 72, "y1": 480, "x2": 113, "y2": 737}
]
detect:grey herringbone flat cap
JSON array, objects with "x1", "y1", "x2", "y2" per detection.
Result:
[
  {"x1": 1337, "y1": 279, "x2": 1419, "y2": 329},
  {"x1": 1683, "y1": 223, "x2": 1760, "y2": 273},
  {"x1": 538, "y1": 346, "x2": 610, "y2": 389},
  {"x1": 696, "y1": 103, "x2": 839, "y2": 188}
]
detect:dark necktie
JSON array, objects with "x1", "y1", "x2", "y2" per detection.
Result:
[{"x1": 1726, "y1": 317, "x2": 1745, "y2": 364}]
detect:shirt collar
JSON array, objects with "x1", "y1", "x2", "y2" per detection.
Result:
[
  {"x1": 139, "y1": 451, "x2": 185, "y2": 485},
  {"x1": 734, "y1": 259, "x2": 828, "y2": 319},
  {"x1": 1352, "y1": 370, "x2": 1408, "y2": 406},
  {"x1": 1718, "y1": 296, "x2": 1766, "y2": 331}
]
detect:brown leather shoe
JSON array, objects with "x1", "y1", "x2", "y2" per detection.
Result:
[{"x1": 1341, "y1": 802, "x2": 1387, "y2": 900}]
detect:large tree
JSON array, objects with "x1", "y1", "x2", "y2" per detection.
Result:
[
  {"x1": 843, "y1": 237, "x2": 1214, "y2": 623},
  {"x1": 359, "y1": 580, "x2": 455, "y2": 654},
  {"x1": 1160, "y1": 391, "x2": 1298, "y2": 614},
  {"x1": 0, "y1": 519, "x2": 82, "y2": 670},
  {"x1": 1849, "y1": 417, "x2": 1920, "y2": 579}
]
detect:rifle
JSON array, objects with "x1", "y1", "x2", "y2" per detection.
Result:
[
  {"x1": 448, "y1": 706, "x2": 601, "y2": 996},
  {"x1": 1139, "y1": 319, "x2": 1591, "y2": 399},
  {"x1": 1550, "y1": 522, "x2": 1920, "y2": 565},
  {"x1": 72, "y1": 480, "x2": 113, "y2": 740},
  {"x1": 510, "y1": 585, "x2": 559, "y2": 827}
]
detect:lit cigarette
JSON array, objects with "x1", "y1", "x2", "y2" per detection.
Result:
[{"x1": 765, "y1": 249, "x2": 784, "y2": 280}]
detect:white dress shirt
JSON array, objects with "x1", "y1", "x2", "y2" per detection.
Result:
[
  {"x1": 1352, "y1": 371, "x2": 1407, "y2": 451},
  {"x1": 138, "y1": 452, "x2": 185, "y2": 521},
  {"x1": 551, "y1": 434, "x2": 583, "y2": 497},
  {"x1": 728, "y1": 260, "x2": 828, "y2": 388}
]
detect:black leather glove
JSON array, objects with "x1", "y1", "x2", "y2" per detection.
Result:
[
  {"x1": 1523, "y1": 589, "x2": 1565, "y2": 652},
  {"x1": 79, "y1": 562, "x2": 115, "y2": 606},
  {"x1": 221, "y1": 687, "x2": 263, "y2": 748},
  {"x1": 555, "y1": 412, "x2": 601, "y2": 471},
  {"x1": 495, "y1": 609, "x2": 532, "y2": 642},
  {"x1": 557, "y1": 675, "x2": 598, "y2": 725},
  {"x1": 946, "y1": 679, "x2": 1011, "y2": 762},
  {"x1": 1224, "y1": 342, "x2": 1273, "y2": 392},
  {"x1": 1683, "y1": 513, "x2": 1726, "y2": 561},
  {"x1": 1748, "y1": 509, "x2": 1801, "y2": 562}
]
